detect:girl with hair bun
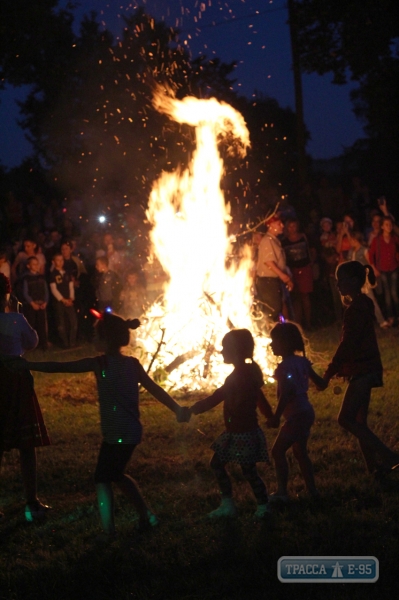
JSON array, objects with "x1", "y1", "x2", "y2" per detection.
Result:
[
  {"x1": 323, "y1": 260, "x2": 399, "y2": 476},
  {"x1": 21, "y1": 310, "x2": 190, "y2": 539}
]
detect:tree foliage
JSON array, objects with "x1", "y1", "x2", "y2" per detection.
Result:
[
  {"x1": 0, "y1": 0, "x2": 75, "y2": 87},
  {"x1": 294, "y1": 0, "x2": 399, "y2": 84},
  {"x1": 1, "y1": 3, "x2": 301, "y2": 216},
  {"x1": 294, "y1": 0, "x2": 399, "y2": 191},
  {"x1": 10, "y1": 8, "x2": 240, "y2": 203}
]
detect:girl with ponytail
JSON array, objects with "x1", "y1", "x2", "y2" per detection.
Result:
[{"x1": 323, "y1": 260, "x2": 399, "y2": 477}]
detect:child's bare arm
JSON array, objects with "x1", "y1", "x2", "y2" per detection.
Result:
[
  {"x1": 24, "y1": 358, "x2": 96, "y2": 373},
  {"x1": 309, "y1": 366, "x2": 328, "y2": 390},
  {"x1": 274, "y1": 379, "x2": 295, "y2": 420},
  {"x1": 274, "y1": 395, "x2": 290, "y2": 421},
  {"x1": 257, "y1": 389, "x2": 274, "y2": 420},
  {"x1": 138, "y1": 365, "x2": 181, "y2": 414},
  {"x1": 190, "y1": 388, "x2": 224, "y2": 415}
]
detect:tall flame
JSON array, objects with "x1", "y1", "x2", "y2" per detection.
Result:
[{"x1": 135, "y1": 89, "x2": 274, "y2": 390}]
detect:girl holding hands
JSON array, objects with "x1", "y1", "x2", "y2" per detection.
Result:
[
  {"x1": 267, "y1": 322, "x2": 326, "y2": 502},
  {"x1": 21, "y1": 311, "x2": 189, "y2": 539},
  {"x1": 323, "y1": 260, "x2": 399, "y2": 476},
  {"x1": 190, "y1": 329, "x2": 274, "y2": 519}
]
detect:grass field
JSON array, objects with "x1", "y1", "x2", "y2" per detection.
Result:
[{"x1": 1, "y1": 325, "x2": 399, "y2": 600}]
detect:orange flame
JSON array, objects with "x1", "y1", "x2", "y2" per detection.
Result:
[{"x1": 135, "y1": 88, "x2": 274, "y2": 389}]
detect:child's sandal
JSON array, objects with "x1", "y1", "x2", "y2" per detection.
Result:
[
  {"x1": 137, "y1": 510, "x2": 159, "y2": 532},
  {"x1": 25, "y1": 500, "x2": 51, "y2": 522}
]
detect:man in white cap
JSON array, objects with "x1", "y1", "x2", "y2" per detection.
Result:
[{"x1": 256, "y1": 214, "x2": 293, "y2": 322}]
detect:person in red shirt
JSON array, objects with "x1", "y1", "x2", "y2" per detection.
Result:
[
  {"x1": 368, "y1": 216, "x2": 399, "y2": 325},
  {"x1": 190, "y1": 329, "x2": 274, "y2": 519},
  {"x1": 323, "y1": 261, "x2": 399, "y2": 477}
]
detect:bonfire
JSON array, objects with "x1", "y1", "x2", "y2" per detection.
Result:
[{"x1": 133, "y1": 89, "x2": 276, "y2": 390}]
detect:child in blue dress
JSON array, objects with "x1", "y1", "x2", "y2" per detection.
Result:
[
  {"x1": 189, "y1": 329, "x2": 274, "y2": 519},
  {"x1": 267, "y1": 322, "x2": 326, "y2": 502},
  {"x1": 22, "y1": 311, "x2": 190, "y2": 538}
]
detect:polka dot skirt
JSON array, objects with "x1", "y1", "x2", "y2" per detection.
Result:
[{"x1": 211, "y1": 427, "x2": 270, "y2": 465}]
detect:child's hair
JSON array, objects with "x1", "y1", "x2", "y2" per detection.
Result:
[
  {"x1": 0, "y1": 273, "x2": 11, "y2": 297},
  {"x1": 26, "y1": 256, "x2": 39, "y2": 266},
  {"x1": 97, "y1": 312, "x2": 140, "y2": 348},
  {"x1": 270, "y1": 322, "x2": 306, "y2": 356},
  {"x1": 222, "y1": 328, "x2": 254, "y2": 360},
  {"x1": 24, "y1": 236, "x2": 38, "y2": 248},
  {"x1": 336, "y1": 260, "x2": 376, "y2": 288}
]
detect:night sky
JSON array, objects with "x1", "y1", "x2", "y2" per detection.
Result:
[{"x1": 0, "y1": 0, "x2": 364, "y2": 168}]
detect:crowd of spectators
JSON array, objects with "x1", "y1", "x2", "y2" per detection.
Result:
[
  {"x1": 0, "y1": 192, "x2": 157, "y2": 350},
  {"x1": 0, "y1": 175, "x2": 398, "y2": 348},
  {"x1": 253, "y1": 185, "x2": 399, "y2": 331}
]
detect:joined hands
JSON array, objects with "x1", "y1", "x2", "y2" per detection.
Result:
[{"x1": 176, "y1": 406, "x2": 191, "y2": 423}]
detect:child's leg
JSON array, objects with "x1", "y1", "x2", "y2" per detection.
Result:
[
  {"x1": 19, "y1": 447, "x2": 37, "y2": 503},
  {"x1": 94, "y1": 442, "x2": 137, "y2": 533},
  {"x1": 65, "y1": 306, "x2": 78, "y2": 347},
  {"x1": 96, "y1": 482, "x2": 115, "y2": 535},
  {"x1": 240, "y1": 463, "x2": 268, "y2": 505},
  {"x1": 271, "y1": 433, "x2": 292, "y2": 496},
  {"x1": 115, "y1": 474, "x2": 149, "y2": 522},
  {"x1": 353, "y1": 395, "x2": 377, "y2": 473},
  {"x1": 54, "y1": 301, "x2": 68, "y2": 347},
  {"x1": 292, "y1": 439, "x2": 318, "y2": 496},
  {"x1": 208, "y1": 453, "x2": 236, "y2": 517},
  {"x1": 338, "y1": 378, "x2": 398, "y2": 472},
  {"x1": 210, "y1": 453, "x2": 233, "y2": 498}
]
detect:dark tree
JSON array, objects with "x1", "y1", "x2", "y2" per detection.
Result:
[
  {"x1": 1, "y1": 4, "x2": 304, "y2": 227},
  {"x1": 12, "y1": 8, "x2": 240, "y2": 201},
  {"x1": 0, "y1": 0, "x2": 75, "y2": 87},
  {"x1": 294, "y1": 0, "x2": 399, "y2": 193},
  {"x1": 294, "y1": 0, "x2": 399, "y2": 83}
]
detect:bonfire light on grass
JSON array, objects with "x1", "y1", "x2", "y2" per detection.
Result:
[{"x1": 134, "y1": 90, "x2": 275, "y2": 390}]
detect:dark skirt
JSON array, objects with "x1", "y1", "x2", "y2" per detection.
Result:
[
  {"x1": 0, "y1": 364, "x2": 50, "y2": 451},
  {"x1": 211, "y1": 426, "x2": 270, "y2": 465}
]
